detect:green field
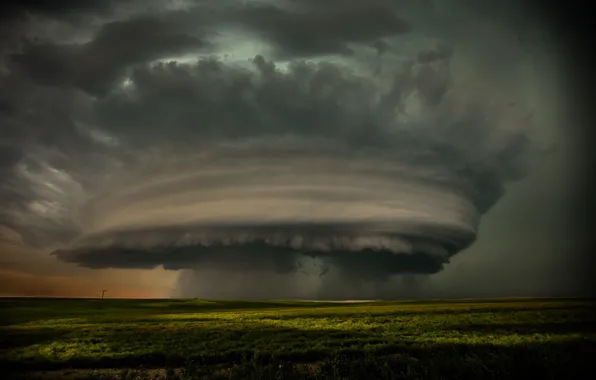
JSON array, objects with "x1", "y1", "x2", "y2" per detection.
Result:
[{"x1": 1, "y1": 297, "x2": 594, "y2": 379}]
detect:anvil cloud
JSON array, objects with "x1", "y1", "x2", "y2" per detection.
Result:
[{"x1": 0, "y1": 0, "x2": 575, "y2": 298}]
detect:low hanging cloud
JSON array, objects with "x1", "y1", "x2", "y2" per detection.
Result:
[{"x1": 0, "y1": 0, "x2": 570, "y2": 299}]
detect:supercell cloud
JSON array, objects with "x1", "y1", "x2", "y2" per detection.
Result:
[{"x1": 0, "y1": 0, "x2": 563, "y2": 298}]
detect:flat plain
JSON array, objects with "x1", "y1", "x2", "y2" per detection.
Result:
[{"x1": 1, "y1": 297, "x2": 594, "y2": 379}]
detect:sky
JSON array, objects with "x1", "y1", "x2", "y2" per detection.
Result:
[{"x1": 0, "y1": 0, "x2": 590, "y2": 299}]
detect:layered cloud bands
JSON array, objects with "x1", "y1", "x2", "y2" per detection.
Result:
[{"x1": 53, "y1": 143, "x2": 478, "y2": 277}]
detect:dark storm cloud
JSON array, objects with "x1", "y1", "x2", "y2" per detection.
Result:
[
  {"x1": 3, "y1": 0, "x2": 411, "y2": 96},
  {"x1": 0, "y1": 0, "x2": 120, "y2": 21},
  {"x1": 53, "y1": 244, "x2": 446, "y2": 277},
  {"x1": 0, "y1": 0, "x2": 568, "y2": 298},
  {"x1": 91, "y1": 53, "x2": 534, "y2": 181},
  {"x1": 4, "y1": 0, "x2": 411, "y2": 92},
  {"x1": 226, "y1": 1, "x2": 410, "y2": 57},
  {"x1": 0, "y1": 73, "x2": 87, "y2": 245},
  {"x1": 10, "y1": 16, "x2": 206, "y2": 96},
  {"x1": 40, "y1": 49, "x2": 538, "y2": 277},
  {"x1": 0, "y1": 72, "x2": 131, "y2": 247},
  {"x1": 52, "y1": 221, "x2": 475, "y2": 280}
]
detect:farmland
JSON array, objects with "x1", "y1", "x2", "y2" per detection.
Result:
[{"x1": 1, "y1": 297, "x2": 594, "y2": 379}]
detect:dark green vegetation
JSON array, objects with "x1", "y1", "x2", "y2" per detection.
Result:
[{"x1": 1, "y1": 298, "x2": 594, "y2": 379}]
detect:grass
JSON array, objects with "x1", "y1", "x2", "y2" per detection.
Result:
[{"x1": 1, "y1": 297, "x2": 594, "y2": 379}]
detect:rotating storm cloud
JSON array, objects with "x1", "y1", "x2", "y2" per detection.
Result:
[{"x1": 0, "y1": 0, "x2": 561, "y2": 298}]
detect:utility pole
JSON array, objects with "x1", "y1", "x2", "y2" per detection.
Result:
[{"x1": 101, "y1": 289, "x2": 107, "y2": 299}]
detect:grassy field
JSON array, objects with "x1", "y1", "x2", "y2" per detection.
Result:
[{"x1": 1, "y1": 297, "x2": 594, "y2": 379}]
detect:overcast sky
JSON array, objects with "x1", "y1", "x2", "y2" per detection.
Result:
[{"x1": 0, "y1": 0, "x2": 589, "y2": 299}]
